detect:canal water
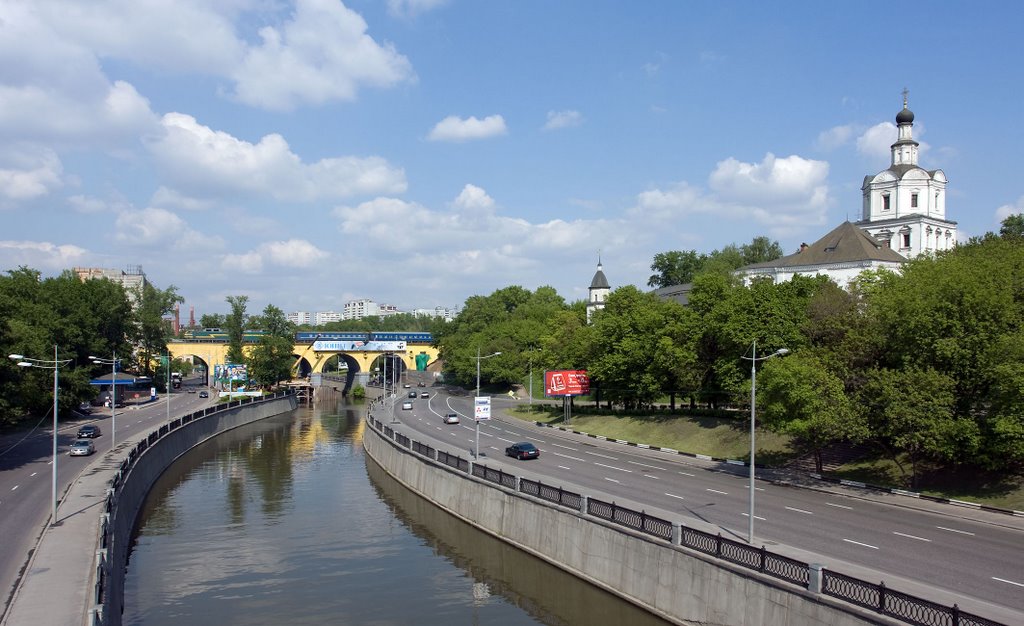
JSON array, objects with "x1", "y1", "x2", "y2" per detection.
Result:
[{"x1": 122, "y1": 398, "x2": 670, "y2": 625}]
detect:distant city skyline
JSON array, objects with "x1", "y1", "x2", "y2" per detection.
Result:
[{"x1": 1, "y1": 2, "x2": 1021, "y2": 313}]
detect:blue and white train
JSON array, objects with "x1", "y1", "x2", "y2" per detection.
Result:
[{"x1": 294, "y1": 331, "x2": 432, "y2": 344}]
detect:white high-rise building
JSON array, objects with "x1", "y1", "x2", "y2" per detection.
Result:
[
  {"x1": 315, "y1": 310, "x2": 342, "y2": 325},
  {"x1": 287, "y1": 311, "x2": 312, "y2": 325}
]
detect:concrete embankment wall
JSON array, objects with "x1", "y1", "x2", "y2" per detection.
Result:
[
  {"x1": 363, "y1": 418, "x2": 897, "y2": 626},
  {"x1": 103, "y1": 396, "x2": 297, "y2": 625}
]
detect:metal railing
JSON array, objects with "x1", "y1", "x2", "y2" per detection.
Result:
[
  {"x1": 91, "y1": 390, "x2": 297, "y2": 625},
  {"x1": 365, "y1": 413, "x2": 1006, "y2": 626}
]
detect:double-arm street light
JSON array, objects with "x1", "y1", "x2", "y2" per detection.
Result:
[
  {"x1": 89, "y1": 353, "x2": 119, "y2": 449},
  {"x1": 474, "y1": 347, "x2": 502, "y2": 458},
  {"x1": 741, "y1": 341, "x2": 789, "y2": 544},
  {"x1": 9, "y1": 346, "x2": 72, "y2": 526}
]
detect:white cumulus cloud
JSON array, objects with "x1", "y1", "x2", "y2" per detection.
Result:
[
  {"x1": 543, "y1": 110, "x2": 583, "y2": 131},
  {"x1": 453, "y1": 184, "x2": 495, "y2": 211},
  {"x1": 387, "y1": 0, "x2": 449, "y2": 18},
  {"x1": 995, "y1": 196, "x2": 1024, "y2": 222},
  {"x1": 0, "y1": 240, "x2": 88, "y2": 270},
  {"x1": 0, "y1": 145, "x2": 63, "y2": 201},
  {"x1": 816, "y1": 124, "x2": 854, "y2": 151},
  {"x1": 428, "y1": 115, "x2": 507, "y2": 142},
  {"x1": 147, "y1": 113, "x2": 407, "y2": 202}
]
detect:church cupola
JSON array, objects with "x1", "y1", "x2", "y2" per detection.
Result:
[
  {"x1": 891, "y1": 88, "x2": 919, "y2": 167},
  {"x1": 586, "y1": 256, "x2": 611, "y2": 324}
]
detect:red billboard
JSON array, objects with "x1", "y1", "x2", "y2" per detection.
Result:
[{"x1": 544, "y1": 370, "x2": 590, "y2": 397}]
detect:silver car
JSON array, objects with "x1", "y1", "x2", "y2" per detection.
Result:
[
  {"x1": 401, "y1": 401, "x2": 413, "y2": 410},
  {"x1": 69, "y1": 439, "x2": 95, "y2": 456},
  {"x1": 443, "y1": 413, "x2": 460, "y2": 424}
]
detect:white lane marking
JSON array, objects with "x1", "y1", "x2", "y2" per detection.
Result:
[
  {"x1": 480, "y1": 432, "x2": 494, "y2": 438},
  {"x1": 826, "y1": 502, "x2": 853, "y2": 510},
  {"x1": 785, "y1": 506, "x2": 813, "y2": 515},
  {"x1": 553, "y1": 452, "x2": 585, "y2": 462},
  {"x1": 893, "y1": 531, "x2": 931, "y2": 542},
  {"x1": 549, "y1": 443, "x2": 577, "y2": 451},
  {"x1": 532, "y1": 438, "x2": 548, "y2": 443},
  {"x1": 843, "y1": 538, "x2": 879, "y2": 550},
  {"x1": 705, "y1": 488, "x2": 728, "y2": 495},
  {"x1": 627, "y1": 460, "x2": 663, "y2": 471},
  {"x1": 584, "y1": 451, "x2": 619, "y2": 460},
  {"x1": 740, "y1": 513, "x2": 766, "y2": 521},
  {"x1": 644, "y1": 474, "x2": 660, "y2": 480},
  {"x1": 30, "y1": 472, "x2": 37, "y2": 477},
  {"x1": 664, "y1": 492, "x2": 686, "y2": 501},
  {"x1": 594, "y1": 462, "x2": 632, "y2": 473},
  {"x1": 755, "y1": 487, "x2": 765, "y2": 492},
  {"x1": 557, "y1": 465, "x2": 572, "y2": 470},
  {"x1": 936, "y1": 526, "x2": 975, "y2": 536},
  {"x1": 604, "y1": 477, "x2": 620, "y2": 484},
  {"x1": 497, "y1": 437, "x2": 515, "y2": 443},
  {"x1": 992, "y1": 577, "x2": 1024, "y2": 588},
  {"x1": 678, "y1": 471, "x2": 695, "y2": 477}
]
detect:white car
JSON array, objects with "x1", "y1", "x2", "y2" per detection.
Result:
[
  {"x1": 401, "y1": 401, "x2": 413, "y2": 410},
  {"x1": 69, "y1": 439, "x2": 95, "y2": 456},
  {"x1": 443, "y1": 413, "x2": 460, "y2": 424}
]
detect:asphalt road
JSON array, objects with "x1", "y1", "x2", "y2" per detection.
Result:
[
  {"x1": 0, "y1": 383, "x2": 214, "y2": 615},
  {"x1": 388, "y1": 374, "x2": 1024, "y2": 616}
]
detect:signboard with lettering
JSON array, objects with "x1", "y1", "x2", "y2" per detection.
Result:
[
  {"x1": 313, "y1": 340, "x2": 407, "y2": 352},
  {"x1": 474, "y1": 396, "x2": 491, "y2": 421},
  {"x1": 544, "y1": 370, "x2": 590, "y2": 397}
]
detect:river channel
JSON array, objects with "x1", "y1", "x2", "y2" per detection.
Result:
[{"x1": 122, "y1": 398, "x2": 670, "y2": 625}]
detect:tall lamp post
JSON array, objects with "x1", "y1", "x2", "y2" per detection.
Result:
[
  {"x1": 9, "y1": 346, "x2": 72, "y2": 526},
  {"x1": 741, "y1": 341, "x2": 789, "y2": 544},
  {"x1": 474, "y1": 347, "x2": 502, "y2": 458},
  {"x1": 90, "y1": 353, "x2": 119, "y2": 449},
  {"x1": 159, "y1": 352, "x2": 171, "y2": 424}
]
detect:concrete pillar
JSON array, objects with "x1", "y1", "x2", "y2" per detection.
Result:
[
  {"x1": 580, "y1": 495, "x2": 589, "y2": 515},
  {"x1": 672, "y1": 522, "x2": 682, "y2": 545},
  {"x1": 809, "y1": 563, "x2": 824, "y2": 593},
  {"x1": 514, "y1": 476, "x2": 521, "y2": 492}
]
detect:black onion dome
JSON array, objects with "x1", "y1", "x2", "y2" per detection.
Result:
[{"x1": 896, "y1": 106, "x2": 915, "y2": 124}]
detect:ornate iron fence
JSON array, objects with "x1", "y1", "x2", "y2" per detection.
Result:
[
  {"x1": 586, "y1": 497, "x2": 673, "y2": 541},
  {"x1": 472, "y1": 463, "x2": 517, "y2": 489},
  {"x1": 412, "y1": 441, "x2": 435, "y2": 459},
  {"x1": 519, "y1": 478, "x2": 583, "y2": 510},
  {"x1": 436, "y1": 449, "x2": 467, "y2": 472}
]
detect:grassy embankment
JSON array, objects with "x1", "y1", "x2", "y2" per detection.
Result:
[{"x1": 509, "y1": 402, "x2": 1024, "y2": 511}]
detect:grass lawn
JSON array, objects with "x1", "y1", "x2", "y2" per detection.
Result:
[
  {"x1": 510, "y1": 404, "x2": 796, "y2": 465},
  {"x1": 510, "y1": 403, "x2": 1024, "y2": 510}
]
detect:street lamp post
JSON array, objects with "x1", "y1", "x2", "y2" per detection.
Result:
[
  {"x1": 474, "y1": 347, "x2": 502, "y2": 458},
  {"x1": 10, "y1": 346, "x2": 72, "y2": 526},
  {"x1": 741, "y1": 340, "x2": 789, "y2": 544},
  {"x1": 89, "y1": 353, "x2": 119, "y2": 449}
]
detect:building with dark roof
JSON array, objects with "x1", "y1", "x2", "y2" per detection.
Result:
[{"x1": 586, "y1": 258, "x2": 610, "y2": 323}]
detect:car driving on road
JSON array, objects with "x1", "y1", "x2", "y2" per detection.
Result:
[
  {"x1": 76, "y1": 425, "x2": 101, "y2": 438},
  {"x1": 401, "y1": 401, "x2": 413, "y2": 410},
  {"x1": 69, "y1": 439, "x2": 95, "y2": 456},
  {"x1": 198, "y1": 390, "x2": 209, "y2": 398},
  {"x1": 443, "y1": 413, "x2": 460, "y2": 424},
  {"x1": 420, "y1": 391, "x2": 429, "y2": 398},
  {"x1": 505, "y1": 442, "x2": 540, "y2": 460}
]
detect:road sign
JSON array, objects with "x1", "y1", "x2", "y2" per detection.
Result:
[{"x1": 474, "y1": 396, "x2": 491, "y2": 421}]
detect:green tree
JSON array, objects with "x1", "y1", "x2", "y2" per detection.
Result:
[
  {"x1": 758, "y1": 352, "x2": 867, "y2": 472},
  {"x1": 247, "y1": 305, "x2": 296, "y2": 388},
  {"x1": 740, "y1": 236, "x2": 785, "y2": 265},
  {"x1": 199, "y1": 313, "x2": 225, "y2": 329},
  {"x1": 858, "y1": 367, "x2": 972, "y2": 487},
  {"x1": 999, "y1": 213, "x2": 1024, "y2": 239},
  {"x1": 647, "y1": 250, "x2": 706, "y2": 288},
  {"x1": 224, "y1": 295, "x2": 249, "y2": 364},
  {"x1": 133, "y1": 282, "x2": 183, "y2": 377}
]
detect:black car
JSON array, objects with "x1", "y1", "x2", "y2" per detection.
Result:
[
  {"x1": 198, "y1": 390, "x2": 209, "y2": 398},
  {"x1": 76, "y1": 402, "x2": 93, "y2": 414},
  {"x1": 505, "y1": 442, "x2": 540, "y2": 460},
  {"x1": 77, "y1": 425, "x2": 101, "y2": 438},
  {"x1": 408, "y1": 391, "x2": 417, "y2": 398}
]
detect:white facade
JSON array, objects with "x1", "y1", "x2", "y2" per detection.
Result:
[
  {"x1": 586, "y1": 260, "x2": 610, "y2": 324},
  {"x1": 857, "y1": 93, "x2": 956, "y2": 257},
  {"x1": 412, "y1": 306, "x2": 459, "y2": 321},
  {"x1": 314, "y1": 310, "x2": 341, "y2": 325},
  {"x1": 73, "y1": 266, "x2": 148, "y2": 305},
  {"x1": 287, "y1": 311, "x2": 312, "y2": 325}
]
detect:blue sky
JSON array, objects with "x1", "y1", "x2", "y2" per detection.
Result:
[{"x1": 2, "y1": 0, "x2": 1022, "y2": 319}]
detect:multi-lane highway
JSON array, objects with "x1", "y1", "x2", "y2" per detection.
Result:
[
  {"x1": 0, "y1": 383, "x2": 214, "y2": 614},
  {"x1": 388, "y1": 375, "x2": 1024, "y2": 616}
]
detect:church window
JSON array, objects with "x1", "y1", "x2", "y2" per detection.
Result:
[
  {"x1": 911, "y1": 193, "x2": 918, "y2": 208},
  {"x1": 882, "y1": 194, "x2": 891, "y2": 211},
  {"x1": 902, "y1": 232, "x2": 911, "y2": 248}
]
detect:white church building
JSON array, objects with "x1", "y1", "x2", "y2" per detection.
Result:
[{"x1": 739, "y1": 93, "x2": 957, "y2": 288}]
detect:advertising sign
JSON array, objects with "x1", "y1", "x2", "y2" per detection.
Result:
[
  {"x1": 313, "y1": 340, "x2": 407, "y2": 352},
  {"x1": 544, "y1": 370, "x2": 590, "y2": 397},
  {"x1": 474, "y1": 396, "x2": 491, "y2": 421}
]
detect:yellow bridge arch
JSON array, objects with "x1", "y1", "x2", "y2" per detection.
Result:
[{"x1": 168, "y1": 340, "x2": 440, "y2": 384}]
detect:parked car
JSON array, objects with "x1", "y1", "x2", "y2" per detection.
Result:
[
  {"x1": 187, "y1": 388, "x2": 196, "y2": 394},
  {"x1": 401, "y1": 401, "x2": 413, "y2": 410},
  {"x1": 408, "y1": 391, "x2": 417, "y2": 398},
  {"x1": 505, "y1": 442, "x2": 540, "y2": 460},
  {"x1": 76, "y1": 425, "x2": 101, "y2": 438},
  {"x1": 198, "y1": 390, "x2": 209, "y2": 398},
  {"x1": 417, "y1": 381, "x2": 426, "y2": 387},
  {"x1": 76, "y1": 402, "x2": 93, "y2": 414},
  {"x1": 69, "y1": 439, "x2": 95, "y2": 456},
  {"x1": 443, "y1": 413, "x2": 460, "y2": 424},
  {"x1": 420, "y1": 391, "x2": 430, "y2": 398}
]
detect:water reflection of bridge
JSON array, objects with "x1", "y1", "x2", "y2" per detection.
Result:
[{"x1": 168, "y1": 340, "x2": 440, "y2": 392}]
